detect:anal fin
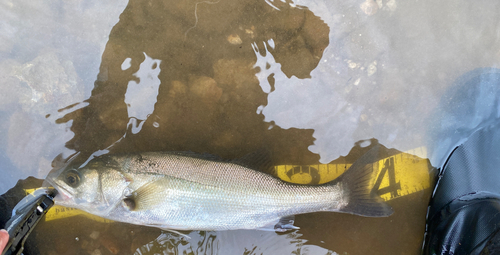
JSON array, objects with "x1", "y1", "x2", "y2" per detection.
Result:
[{"x1": 257, "y1": 215, "x2": 299, "y2": 232}]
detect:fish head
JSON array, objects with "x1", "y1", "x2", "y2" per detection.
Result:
[
  {"x1": 46, "y1": 157, "x2": 129, "y2": 214},
  {"x1": 48, "y1": 165, "x2": 101, "y2": 208}
]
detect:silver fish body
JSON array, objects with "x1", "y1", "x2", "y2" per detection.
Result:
[{"x1": 46, "y1": 150, "x2": 392, "y2": 231}]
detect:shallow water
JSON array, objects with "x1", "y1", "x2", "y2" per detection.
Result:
[{"x1": 1, "y1": 0, "x2": 500, "y2": 254}]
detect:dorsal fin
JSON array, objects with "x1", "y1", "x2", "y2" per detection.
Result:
[
  {"x1": 231, "y1": 150, "x2": 274, "y2": 174},
  {"x1": 170, "y1": 151, "x2": 225, "y2": 161}
]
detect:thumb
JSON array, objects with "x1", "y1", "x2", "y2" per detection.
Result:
[{"x1": 0, "y1": 229, "x2": 9, "y2": 251}]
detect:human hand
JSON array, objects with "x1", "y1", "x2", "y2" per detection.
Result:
[{"x1": 0, "y1": 229, "x2": 8, "y2": 252}]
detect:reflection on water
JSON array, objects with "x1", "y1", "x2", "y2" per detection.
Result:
[
  {"x1": 0, "y1": 0, "x2": 128, "y2": 192},
  {"x1": 124, "y1": 53, "x2": 162, "y2": 134},
  {"x1": 2, "y1": 0, "x2": 500, "y2": 254},
  {"x1": 30, "y1": 215, "x2": 334, "y2": 255},
  {"x1": 134, "y1": 231, "x2": 333, "y2": 255}
]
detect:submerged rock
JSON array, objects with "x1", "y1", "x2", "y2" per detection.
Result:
[
  {"x1": 189, "y1": 76, "x2": 223, "y2": 104},
  {"x1": 10, "y1": 51, "x2": 83, "y2": 116}
]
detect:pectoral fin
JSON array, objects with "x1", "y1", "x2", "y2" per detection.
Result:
[{"x1": 122, "y1": 179, "x2": 168, "y2": 211}]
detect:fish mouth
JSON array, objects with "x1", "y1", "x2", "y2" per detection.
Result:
[{"x1": 44, "y1": 178, "x2": 73, "y2": 203}]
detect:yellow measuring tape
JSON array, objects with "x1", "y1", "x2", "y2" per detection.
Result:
[
  {"x1": 275, "y1": 147, "x2": 433, "y2": 201},
  {"x1": 26, "y1": 147, "x2": 433, "y2": 221},
  {"x1": 22, "y1": 188, "x2": 113, "y2": 222}
]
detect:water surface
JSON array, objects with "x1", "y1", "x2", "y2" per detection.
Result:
[{"x1": 1, "y1": 0, "x2": 500, "y2": 254}]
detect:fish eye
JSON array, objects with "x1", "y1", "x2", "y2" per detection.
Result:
[{"x1": 65, "y1": 169, "x2": 81, "y2": 187}]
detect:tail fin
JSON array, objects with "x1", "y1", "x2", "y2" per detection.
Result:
[{"x1": 336, "y1": 145, "x2": 393, "y2": 217}]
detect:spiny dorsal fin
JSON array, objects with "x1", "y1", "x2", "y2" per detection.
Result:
[{"x1": 163, "y1": 151, "x2": 225, "y2": 162}]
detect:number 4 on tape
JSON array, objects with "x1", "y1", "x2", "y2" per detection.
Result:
[
  {"x1": 370, "y1": 149, "x2": 433, "y2": 201},
  {"x1": 372, "y1": 157, "x2": 401, "y2": 199},
  {"x1": 275, "y1": 147, "x2": 433, "y2": 202}
]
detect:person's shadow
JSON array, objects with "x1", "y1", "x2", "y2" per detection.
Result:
[{"x1": 54, "y1": 0, "x2": 330, "y2": 168}]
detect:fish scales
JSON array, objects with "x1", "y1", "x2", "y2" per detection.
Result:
[
  {"x1": 46, "y1": 149, "x2": 392, "y2": 231},
  {"x1": 110, "y1": 153, "x2": 343, "y2": 230}
]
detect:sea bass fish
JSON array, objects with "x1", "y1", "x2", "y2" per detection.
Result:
[{"x1": 45, "y1": 149, "x2": 392, "y2": 231}]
